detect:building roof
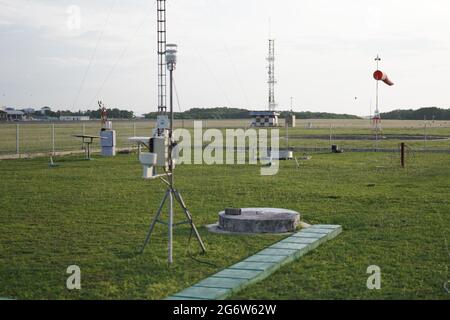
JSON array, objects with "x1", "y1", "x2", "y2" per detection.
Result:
[
  {"x1": 249, "y1": 111, "x2": 280, "y2": 116},
  {"x1": 5, "y1": 110, "x2": 24, "y2": 116}
]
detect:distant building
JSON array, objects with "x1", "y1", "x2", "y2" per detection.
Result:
[
  {"x1": 250, "y1": 111, "x2": 280, "y2": 127},
  {"x1": 0, "y1": 109, "x2": 25, "y2": 121},
  {"x1": 60, "y1": 116, "x2": 90, "y2": 121},
  {"x1": 22, "y1": 108, "x2": 35, "y2": 114},
  {"x1": 41, "y1": 106, "x2": 51, "y2": 115}
]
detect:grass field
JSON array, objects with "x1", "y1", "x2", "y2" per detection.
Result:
[
  {"x1": 0, "y1": 149, "x2": 449, "y2": 299},
  {"x1": 1, "y1": 119, "x2": 450, "y2": 156}
]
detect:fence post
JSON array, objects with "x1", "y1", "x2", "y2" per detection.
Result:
[
  {"x1": 16, "y1": 124, "x2": 20, "y2": 158},
  {"x1": 400, "y1": 142, "x2": 405, "y2": 168},
  {"x1": 52, "y1": 123, "x2": 56, "y2": 156},
  {"x1": 133, "y1": 122, "x2": 136, "y2": 137},
  {"x1": 423, "y1": 122, "x2": 427, "y2": 150}
]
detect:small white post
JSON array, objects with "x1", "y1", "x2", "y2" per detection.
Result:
[
  {"x1": 52, "y1": 123, "x2": 56, "y2": 156},
  {"x1": 329, "y1": 124, "x2": 332, "y2": 146},
  {"x1": 16, "y1": 124, "x2": 20, "y2": 157},
  {"x1": 424, "y1": 119, "x2": 427, "y2": 150}
]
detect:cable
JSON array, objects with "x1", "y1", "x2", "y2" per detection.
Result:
[
  {"x1": 196, "y1": 52, "x2": 234, "y2": 107},
  {"x1": 88, "y1": 16, "x2": 148, "y2": 108},
  {"x1": 224, "y1": 45, "x2": 250, "y2": 107},
  {"x1": 71, "y1": 0, "x2": 118, "y2": 110},
  {"x1": 186, "y1": 225, "x2": 218, "y2": 268},
  {"x1": 172, "y1": 77, "x2": 183, "y2": 114}
]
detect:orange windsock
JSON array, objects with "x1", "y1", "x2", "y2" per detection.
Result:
[{"x1": 373, "y1": 70, "x2": 394, "y2": 86}]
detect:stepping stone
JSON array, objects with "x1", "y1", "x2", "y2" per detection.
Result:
[
  {"x1": 293, "y1": 232, "x2": 327, "y2": 239},
  {"x1": 195, "y1": 277, "x2": 247, "y2": 290},
  {"x1": 229, "y1": 261, "x2": 276, "y2": 271},
  {"x1": 257, "y1": 248, "x2": 297, "y2": 256},
  {"x1": 171, "y1": 286, "x2": 230, "y2": 300},
  {"x1": 301, "y1": 228, "x2": 333, "y2": 234},
  {"x1": 281, "y1": 236, "x2": 322, "y2": 244},
  {"x1": 245, "y1": 254, "x2": 287, "y2": 263},
  {"x1": 213, "y1": 269, "x2": 261, "y2": 280},
  {"x1": 280, "y1": 237, "x2": 317, "y2": 244}
]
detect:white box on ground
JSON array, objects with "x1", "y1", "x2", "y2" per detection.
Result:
[
  {"x1": 100, "y1": 130, "x2": 116, "y2": 157},
  {"x1": 271, "y1": 150, "x2": 293, "y2": 160}
]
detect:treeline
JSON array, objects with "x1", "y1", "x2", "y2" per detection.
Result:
[
  {"x1": 381, "y1": 107, "x2": 450, "y2": 120},
  {"x1": 280, "y1": 111, "x2": 360, "y2": 120},
  {"x1": 145, "y1": 107, "x2": 360, "y2": 120},
  {"x1": 145, "y1": 107, "x2": 250, "y2": 120},
  {"x1": 36, "y1": 108, "x2": 134, "y2": 119}
]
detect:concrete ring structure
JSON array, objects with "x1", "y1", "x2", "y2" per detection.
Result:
[{"x1": 218, "y1": 208, "x2": 300, "y2": 234}]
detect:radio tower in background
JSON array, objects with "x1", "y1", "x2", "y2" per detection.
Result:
[
  {"x1": 157, "y1": 0, "x2": 167, "y2": 114},
  {"x1": 267, "y1": 39, "x2": 277, "y2": 111}
]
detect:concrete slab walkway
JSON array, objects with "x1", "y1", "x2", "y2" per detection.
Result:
[{"x1": 167, "y1": 224, "x2": 342, "y2": 300}]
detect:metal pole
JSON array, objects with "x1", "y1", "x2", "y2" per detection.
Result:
[
  {"x1": 169, "y1": 68, "x2": 174, "y2": 187},
  {"x1": 375, "y1": 55, "x2": 381, "y2": 148},
  {"x1": 82, "y1": 123, "x2": 86, "y2": 150},
  {"x1": 401, "y1": 143, "x2": 405, "y2": 168},
  {"x1": 424, "y1": 118, "x2": 427, "y2": 150},
  {"x1": 375, "y1": 80, "x2": 379, "y2": 146},
  {"x1": 329, "y1": 124, "x2": 332, "y2": 146},
  {"x1": 168, "y1": 191, "x2": 173, "y2": 264},
  {"x1": 52, "y1": 123, "x2": 55, "y2": 156},
  {"x1": 285, "y1": 119, "x2": 289, "y2": 149},
  {"x1": 168, "y1": 63, "x2": 175, "y2": 264},
  {"x1": 16, "y1": 124, "x2": 19, "y2": 157}
]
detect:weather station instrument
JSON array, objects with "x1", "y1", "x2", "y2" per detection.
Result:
[{"x1": 129, "y1": 1, "x2": 205, "y2": 264}]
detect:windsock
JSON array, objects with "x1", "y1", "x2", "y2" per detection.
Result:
[{"x1": 373, "y1": 70, "x2": 394, "y2": 86}]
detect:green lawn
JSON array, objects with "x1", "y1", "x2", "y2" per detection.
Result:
[{"x1": 0, "y1": 151, "x2": 449, "y2": 299}]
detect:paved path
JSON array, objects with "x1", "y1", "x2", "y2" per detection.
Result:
[{"x1": 167, "y1": 224, "x2": 342, "y2": 300}]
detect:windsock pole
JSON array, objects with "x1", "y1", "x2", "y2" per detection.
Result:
[{"x1": 374, "y1": 55, "x2": 381, "y2": 142}]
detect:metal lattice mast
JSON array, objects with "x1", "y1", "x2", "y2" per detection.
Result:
[
  {"x1": 157, "y1": 0, "x2": 167, "y2": 114},
  {"x1": 267, "y1": 39, "x2": 277, "y2": 111}
]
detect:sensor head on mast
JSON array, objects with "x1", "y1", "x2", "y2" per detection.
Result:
[{"x1": 166, "y1": 44, "x2": 178, "y2": 71}]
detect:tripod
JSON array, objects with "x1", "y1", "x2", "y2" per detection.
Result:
[
  {"x1": 140, "y1": 178, "x2": 206, "y2": 263},
  {"x1": 140, "y1": 44, "x2": 206, "y2": 263}
]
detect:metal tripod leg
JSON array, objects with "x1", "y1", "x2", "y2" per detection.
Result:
[
  {"x1": 168, "y1": 190, "x2": 173, "y2": 264},
  {"x1": 173, "y1": 190, "x2": 206, "y2": 253},
  {"x1": 141, "y1": 190, "x2": 169, "y2": 253}
]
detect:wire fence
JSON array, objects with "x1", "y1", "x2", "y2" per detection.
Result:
[
  {"x1": 0, "y1": 120, "x2": 250, "y2": 158},
  {"x1": 0, "y1": 121, "x2": 151, "y2": 157},
  {"x1": 1, "y1": 120, "x2": 449, "y2": 158}
]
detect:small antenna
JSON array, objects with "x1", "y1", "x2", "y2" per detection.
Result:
[{"x1": 269, "y1": 17, "x2": 272, "y2": 39}]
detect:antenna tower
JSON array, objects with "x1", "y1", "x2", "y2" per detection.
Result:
[
  {"x1": 267, "y1": 39, "x2": 277, "y2": 111},
  {"x1": 157, "y1": 0, "x2": 167, "y2": 114}
]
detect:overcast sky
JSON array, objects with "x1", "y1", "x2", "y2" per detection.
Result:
[{"x1": 1, "y1": 0, "x2": 450, "y2": 116}]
